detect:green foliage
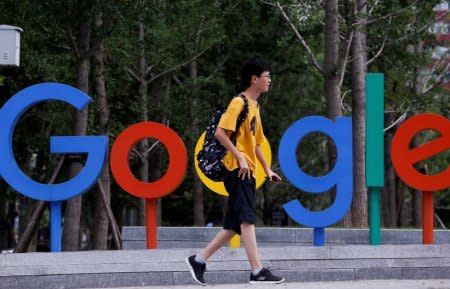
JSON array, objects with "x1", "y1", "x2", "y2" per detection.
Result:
[{"x1": 0, "y1": 0, "x2": 447, "y2": 229}]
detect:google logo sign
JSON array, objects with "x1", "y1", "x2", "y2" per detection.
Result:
[{"x1": 0, "y1": 73, "x2": 448, "y2": 251}]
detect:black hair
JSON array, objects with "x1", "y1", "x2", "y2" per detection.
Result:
[{"x1": 240, "y1": 58, "x2": 271, "y2": 90}]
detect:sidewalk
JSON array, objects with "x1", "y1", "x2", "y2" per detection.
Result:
[{"x1": 82, "y1": 279, "x2": 450, "y2": 289}]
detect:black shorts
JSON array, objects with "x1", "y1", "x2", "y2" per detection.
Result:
[{"x1": 223, "y1": 169, "x2": 256, "y2": 235}]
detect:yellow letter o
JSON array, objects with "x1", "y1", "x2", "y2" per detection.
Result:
[{"x1": 194, "y1": 132, "x2": 272, "y2": 196}]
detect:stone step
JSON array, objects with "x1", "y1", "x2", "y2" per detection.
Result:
[
  {"x1": 2, "y1": 256, "x2": 450, "y2": 276},
  {"x1": 81, "y1": 279, "x2": 450, "y2": 289},
  {"x1": 122, "y1": 227, "x2": 450, "y2": 249},
  {"x1": 1, "y1": 245, "x2": 450, "y2": 289}
]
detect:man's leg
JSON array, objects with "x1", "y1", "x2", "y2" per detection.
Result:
[
  {"x1": 199, "y1": 229, "x2": 235, "y2": 260},
  {"x1": 186, "y1": 229, "x2": 235, "y2": 286},
  {"x1": 240, "y1": 222, "x2": 262, "y2": 272},
  {"x1": 241, "y1": 222, "x2": 285, "y2": 284}
]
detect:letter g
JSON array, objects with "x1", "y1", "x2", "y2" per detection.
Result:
[
  {"x1": 0, "y1": 83, "x2": 107, "y2": 201},
  {"x1": 278, "y1": 116, "x2": 353, "y2": 228}
]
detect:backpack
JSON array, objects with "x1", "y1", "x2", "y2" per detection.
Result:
[{"x1": 197, "y1": 94, "x2": 249, "y2": 182}]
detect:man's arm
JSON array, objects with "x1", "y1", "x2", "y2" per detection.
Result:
[
  {"x1": 215, "y1": 127, "x2": 251, "y2": 180},
  {"x1": 256, "y1": 144, "x2": 282, "y2": 182}
]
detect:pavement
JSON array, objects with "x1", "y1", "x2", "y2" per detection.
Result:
[{"x1": 81, "y1": 279, "x2": 450, "y2": 289}]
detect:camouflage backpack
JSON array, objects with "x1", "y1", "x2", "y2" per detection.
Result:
[{"x1": 197, "y1": 94, "x2": 249, "y2": 181}]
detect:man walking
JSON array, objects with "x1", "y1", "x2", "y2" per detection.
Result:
[{"x1": 186, "y1": 58, "x2": 285, "y2": 285}]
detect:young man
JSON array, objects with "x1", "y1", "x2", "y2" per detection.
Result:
[{"x1": 186, "y1": 59, "x2": 284, "y2": 285}]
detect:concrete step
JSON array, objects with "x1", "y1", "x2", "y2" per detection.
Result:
[
  {"x1": 122, "y1": 227, "x2": 450, "y2": 249},
  {"x1": 1, "y1": 245, "x2": 450, "y2": 289},
  {"x1": 81, "y1": 279, "x2": 450, "y2": 289}
]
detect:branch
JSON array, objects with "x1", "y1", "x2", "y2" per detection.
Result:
[
  {"x1": 107, "y1": 56, "x2": 141, "y2": 82},
  {"x1": 172, "y1": 75, "x2": 183, "y2": 85},
  {"x1": 275, "y1": 2, "x2": 324, "y2": 75},
  {"x1": 340, "y1": 89, "x2": 351, "y2": 111},
  {"x1": 388, "y1": 11, "x2": 450, "y2": 46},
  {"x1": 126, "y1": 67, "x2": 140, "y2": 82},
  {"x1": 143, "y1": 29, "x2": 209, "y2": 80},
  {"x1": 355, "y1": 0, "x2": 368, "y2": 15},
  {"x1": 337, "y1": 0, "x2": 355, "y2": 88},
  {"x1": 365, "y1": 0, "x2": 419, "y2": 25},
  {"x1": 145, "y1": 141, "x2": 161, "y2": 157},
  {"x1": 367, "y1": 16, "x2": 391, "y2": 65},
  {"x1": 435, "y1": 212, "x2": 447, "y2": 229},
  {"x1": 65, "y1": 24, "x2": 80, "y2": 59},
  {"x1": 384, "y1": 112, "x2": 408, "y2": 132},
  {"x1": 338, "y1": 30, "x2": 354, "y2": 88},
  {"x1": 368, "y1": 0, "x2": 381, "y2": 15},
  {"x1": 14, "y1": 156, "x2": 66, "y2": 253},
  {"x1": 97, "y1": 181, "x2": 122, "y2": 249},
  {"x1": 146, "y1": 43, "x2": 214, "y2": 84},
  {"x1": 367, "y1": 36, "x2": 387, "y2": 65},
  {"x1": 422, "y1": 61, "x2": 450, "y2": 94},
  {"x1": 205, "y1": 50, "x2": 231, "y2": 81},
  {"x1": 144, "y1": 64, "x2": 155, "y2": 78},
  {"x1": 130, "y1": 147, "x2": 143, "y2": 162},
  {"x1": 260, "y1": 0, "x2": 276, "y2": 6}
]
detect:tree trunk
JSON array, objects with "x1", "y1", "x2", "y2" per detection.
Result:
[
  {"x1": 7, "y1": 199, "x2": 17, "y2": 249},
  {"x1": 0, "y1": 180, "x2": 15, "y2": 250},
  {"x1": 156, "y1": 78, "x2": 172, "y2": 226},
  {"x1": 383, "y1": 124, "x2": 397, "y2": 227},
  {"x1": 136, "y1": 19, "x2": 149, "y2": 227},
  {"x1": 411, "y1": 188, "x2": 422, "y2": 227},
  {"x1": 0, "y1": 181, "x2": 6, "y2": 250},
  {"x1": 206, "y1": 194, "x2": 227, "y2": 226},
  {"x1": 14, "y1": 157, "x2": 65, "y2": 253},
  {"x1": 15, "y1": 202, "x2": 45, "y2": 253},
  {"x1": 190, "y1": 60, "x2": 205, "y2": 226},
  {"x1": 263, "y1": 185, "x2": 276, "y2": 226},
  {"x1": 396, "y1": 178, "x2": 407, "y2": 226},
  {"x1": 324, "y1": 0, "x2": 342, "y2": 121},
  {"x1": 149, "y1": 79, "x2": 165, "y2": 226},
  {"x1": 410, "y1": 42, "x2": 424, "y2": 227},
  {"x1": 324, "y1": 0, "x2": 347, "y2": 225},
  {"x1": 63, "y1": 20, "x2": 91, "y2": 251},
  {"x1": 350, "y1": 0, "x2": 368, "y2": 227},
  {"x1": 18, "y1": 198, "x2": 37, "y2": 252},
  {"x1": 92, "y1": 12, "x2": 110, "y2": 250},
  {"x1": 410, "y1": 137, "x2": 423, "y2": 227}
]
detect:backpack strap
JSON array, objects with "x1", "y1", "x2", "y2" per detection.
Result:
[{"x1": 230, "y1": 94, "x2": 249, "y2": 142}]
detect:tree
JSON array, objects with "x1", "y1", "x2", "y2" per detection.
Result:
[
  {"x1": 91, "y1": 10, "x2": 110, "y2": 250},
  {"x1": 350, "y1": 0, "x2": 368, "y2": 227},
  {"x1": 61, "y1": 3, "x2": 92, "y2": 251},
  {"x1": 266, "y1": 0, "x2": 356, "y2": 226},
  {"x1": 116, "y1": 1, "x2": 223, "y2": 226},
  {"x1": 368, "y1": 0, "x2": 448, "y2": 227}
]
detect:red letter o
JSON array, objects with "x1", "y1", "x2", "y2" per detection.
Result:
[{"x1": 110, "y1": 122, "x2": 187, "y2": 198}]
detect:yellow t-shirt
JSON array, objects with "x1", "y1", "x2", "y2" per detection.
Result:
[{"x1": 218, "y1": 95, "x2": 265, "y2": 178}]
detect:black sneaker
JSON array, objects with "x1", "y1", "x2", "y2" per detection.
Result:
[
  {"x1": 249, "y1": 267, "x2": 285, "y2": 284},
  {"x1": 186, "y1": 255, "x2": 207, "y2": 286}
]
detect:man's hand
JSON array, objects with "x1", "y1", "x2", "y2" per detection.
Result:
[
  {"x1": 238, "y1": 156, "x2": 251, "y2": 180},
  {"x1": 265, "y1": 169, "x2": 282, "y2": 182}
]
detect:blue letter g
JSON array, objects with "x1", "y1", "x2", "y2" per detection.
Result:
[
  {"x1": 0, "y1": 83, "x2": 107, "y2": 201},
  {"x1": 278, "y1": 116, "x2": 353, "y2": 228}
]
